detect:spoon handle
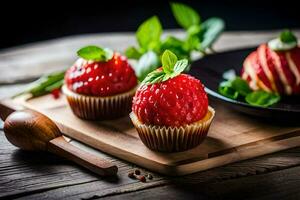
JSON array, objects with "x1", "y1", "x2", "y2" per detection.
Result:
[{"x1": 48, "y1": 136, "x2": 118, "y2": 176}]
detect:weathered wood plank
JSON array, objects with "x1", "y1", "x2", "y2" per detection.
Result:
[
  {"x1": 8, "y1": 143, "x2": 300, "y2": 199},
  {"x1": 97, "y1": 165, "x2": 300, "y2": 200}
]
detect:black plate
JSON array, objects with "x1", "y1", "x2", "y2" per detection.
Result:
[{"x1": 190, "y1": 47, "x2": 300, "y2": 121}]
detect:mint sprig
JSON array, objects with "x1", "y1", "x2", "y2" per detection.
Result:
[
  {"x1": 170, "y1": 2, "x2": 200, "y2": 30},
  {"x1": 280, "y1": 30, "x2": 298, "y2": 43},
  {"x1": 218, "y1": 72, "x2": 281, "y2": 107},
  {"x1": 245, "y1": 91, "x2": 281, "y2": 107},
  {"x1": 77, "y1": 46, "x2": 113, "y2": 61},
  {"x1": 136, "y1": 16, "x2": 162, "y2": 52},
  {"x1": 268, "y1": 30, "x2": 298, "y2": 51},
  {"x1": 125, "y1": 2, "x2": 225, "y2": 82},
  {"x1": 142, "y1": 50, "x2": 188, "y2": 85}
]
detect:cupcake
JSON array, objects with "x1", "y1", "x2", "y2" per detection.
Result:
[
  {"x1": 63, "y1": 46, "x2": 138, "y2": 120},
  {"x1": 130, "y1": 50, "x2": 215, "y2": 152},
  {"x1": 241, "y1": 30, "x2": 300, "y2": 95}
]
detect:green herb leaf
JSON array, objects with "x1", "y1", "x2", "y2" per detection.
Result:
[
  {"x1": 245, "y1": 91, "x2": 281, "y2": 107},
  {"x1": 77, "y1": 46, "x2": 113, "y2": 61},
  {"x1": 231, "y1": 77, "x2": 252, "y2": 96},
  {"x1": 170, "y1": 2, "x2": 200, "y2": 30},
  {"x1": 125, "y1": 46, "x2": 143, "y2": 59},
  {"x1": 136, "y1": 51, "x2": 160, "y2": 81},
  {"x1": 141, "y1": 70, "x2": 165, "y2": 85},
  {"x1": 268, "y1": 30, "x2": 298, "y2": 51},
  {"x1": 218, "y1": 81, "x2": 239, "y2": 100},
  {"x1": 280, "y1": 29, "x2": 297, "y2": 43},
  {"x1": 136, "y1": 16, "x2": 162, "y2": 51},
  {"x1": 142, "y1": 50, "x2": 189, "y2": 85},
  {"x1": 199, "y1": 18, "x2": 225, "y2": 50},
  {"x1": 171, "y1": 59, "x2": 189, "y2": 78},
  {"x1": 161, "y1": 50, "x2": 178, "y2": 74},
  {"x1": 160, "y1": 36, "x2": 190, "y2": 60}
]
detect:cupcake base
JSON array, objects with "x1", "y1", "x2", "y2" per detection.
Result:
[
  {"x1": 62, "y1": 85, "x2": 137, "y2": 120},
  {"x1": 130, "y1": 106, "x2": 215, "y2": 152}
]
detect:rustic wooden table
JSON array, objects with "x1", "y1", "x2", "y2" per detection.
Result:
[{"x1": 1, "y1": 31, "x2": 300, "y2": 200}]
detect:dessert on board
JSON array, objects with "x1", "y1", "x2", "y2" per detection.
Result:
[
  {"x1": 130, "y1": 50, "x2": 215, "y2": 152},
  {"x1": 63, "y1": 46, "x2": 138, "y2": 120}
]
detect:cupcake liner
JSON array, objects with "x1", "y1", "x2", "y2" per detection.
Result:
[
  {"x1": 62, "y1": 85, "x2": 137, "y2": 120},
  {"x1": 130, "y1": 106, "x2": 215, "y2": 152}
]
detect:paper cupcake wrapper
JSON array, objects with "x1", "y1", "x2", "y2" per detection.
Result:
[
  {"x1": 62, "y1": 85, "x2": 137, "y2": 120},
  {"x1": 130, "y1": 106, "x2": 215, "y2": 152}
]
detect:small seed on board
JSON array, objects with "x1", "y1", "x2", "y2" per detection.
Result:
[
  {"x1": 137, "y1": 175, "x2": 146, "y2": 182},
  {"x1": 128, "y1": 172, "x2": 135, "y2": 179},
  {"x1": 134, "y1": 169, "x2": 141, "y2": 175},
  {"x1": 146, "y1": 174, "x2": 153, "y2": 180}
]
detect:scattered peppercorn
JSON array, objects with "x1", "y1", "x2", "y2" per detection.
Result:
[
  {"x1": 134, "y1": 169, "x2": 141, "y2": 175},
  {"x1": 128, "y1": 172, "x2": 135, "y2": 179},
  {"x1": 146, "y1": 174, "x2": 153, "y2": 180},
  {"x1": 137, "y1": 175, "x2": 146, "y2": 182}
]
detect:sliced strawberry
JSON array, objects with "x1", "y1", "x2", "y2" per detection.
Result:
[
  {"x1": 257, "y1": 44, "x2": 277, "y2": 92},
  {"x1": 265, "y1": 46, "x2": 285, "y2": 94}
]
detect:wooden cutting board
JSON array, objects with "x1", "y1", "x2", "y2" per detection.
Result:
[{"x1": 1, "y1": 94, "x2": 300, "y2": 176}]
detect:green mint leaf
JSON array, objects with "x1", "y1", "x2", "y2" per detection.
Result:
[
  {"x1": 141, "y1": 50, "x2": 188, "y2": 85},
  {"x1": 280, "y1": 30, "x2": 297, "y2": 43},
  {"x1": 231, "y1": 77, "x2": 252, "y2": 96},
  {"x1": 136, "y1": 16, "x2": 162, "y2": 50},
  {"x1": 245, "y1": 91, "x2": 281, "y2": 107},
  {"x1": 170, "y1": 2, "x2": 200, "y2": 30},
  {"x1": 199, "y1": 18, "x2": 225, "y2": 50},
  {"x1": 218, "y1": 76, "x2": 251, "y2": 99},
  {"x1": 161, "y1": 50, "x2": 178, "y2": 74},
  {"x1": 141, "y1": 70, "x2": 165, "y2": 85},
  {"x1": 218, "y1": 81, "x2": 239, "y2": 100},
  {"x1": 172, "y1": 59, "x2": 188, "y2": 77},
  {"x1": 268, "y1": 30, "x2": 298, "y2": 51},
  {"x1": 77, "y1": 46, "x2": 113, "y2": 61},
  {"x1": 125, "y1": 46, "x2": 143, "y2": 59},
  {"x1": 136, "y1": 51, "x2": 160, "y2": 82},
  {"x1": 160, "y1": 36, "x2": 190, "y2": 60}
]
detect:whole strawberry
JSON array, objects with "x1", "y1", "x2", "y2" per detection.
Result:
[
  {"x1": 132, "y1": 50, "x2": 208, "y2": 127},
  {"x1": 65, "y1": 46, "x2": 137, "y2": 96},
  {"x1": 130, "y1": 50, "x2": 214, "y2": 152}
]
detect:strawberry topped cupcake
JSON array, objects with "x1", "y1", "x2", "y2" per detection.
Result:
[
  {"x1": 63, "y1": 46, "x2": 138, "y2": 120},
  {"x1": 130, "y1": 50, "x2": 215, "y2": 152}
]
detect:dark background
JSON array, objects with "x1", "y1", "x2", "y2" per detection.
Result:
[{"x1": 1, "y1": 0, "x2": 299, "y2": 49}]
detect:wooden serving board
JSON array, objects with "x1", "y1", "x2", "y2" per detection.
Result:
[{"x1": 1, "y1": 94, "x2": 300, "y2": 176}]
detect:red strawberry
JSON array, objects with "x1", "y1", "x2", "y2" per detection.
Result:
[
  {"x1": 132, "y1": 74, "x2": 208, "y2": 127},
  {"x1": 65, "y1": 53, "x2": 137, "y2": 96}
]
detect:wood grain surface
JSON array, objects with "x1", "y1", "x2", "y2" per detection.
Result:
[
  {"x1": 1, "y1": 30, "x2": 300, "y2": 200},
  {"x1": 2, "y1": 92, "x2": 299, "y2": 176}
]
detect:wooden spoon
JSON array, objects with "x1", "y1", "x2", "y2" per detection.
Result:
[{"x1": 3, "y1": 110, "x2": 118, "y2": 176}]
